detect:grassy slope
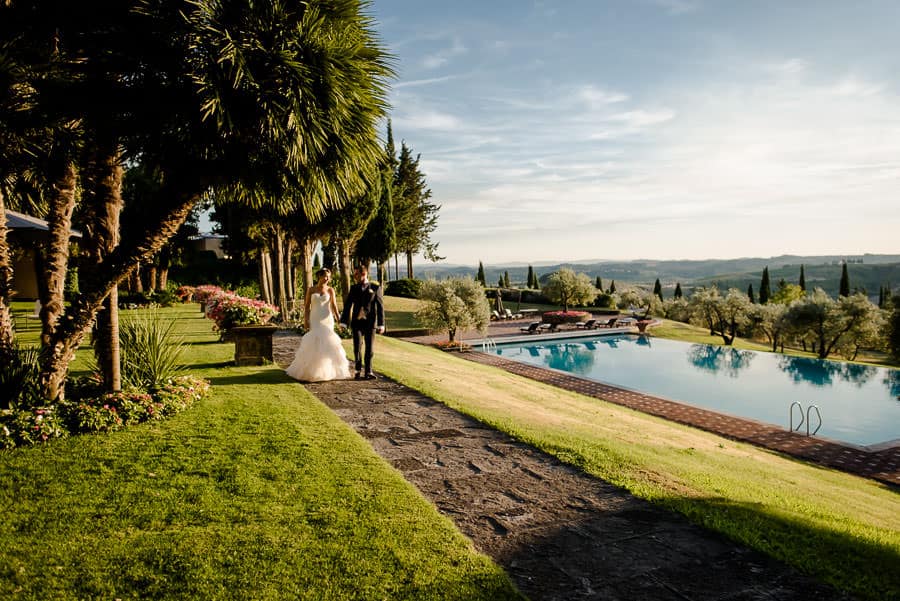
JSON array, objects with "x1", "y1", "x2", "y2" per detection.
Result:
[
  {"x1": 1, "y1": 305, "x2": 521, "y2": 601},
  {"x1": 373, "y1": 336, "x2": 900, "y2": 601}
]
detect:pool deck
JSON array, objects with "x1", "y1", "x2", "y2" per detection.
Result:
[{"x1": 402, "y1": 321, "x2": 900, "y2": 487}]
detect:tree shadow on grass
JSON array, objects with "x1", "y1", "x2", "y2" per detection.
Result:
[
  {"x1": 498, "y1": 490, "x2": 894, "y2": 601},
  {"x1": 206, "y1": 370, "x2": 293, "y2": 387}
]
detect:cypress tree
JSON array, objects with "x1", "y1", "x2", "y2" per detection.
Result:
[
  {"x1": 503, "y1": 271, "x2": 510, "y2": 288},
  {"x1": 533, "y1": 270, "x2": 540, "y2": 289},
  {"x1": 759, "y1": 267, "x2": 771, "y2": 304},
  {"x1": 653, "y1": 278, "x2": 663, "y2": 301},
  {"x1": 839, "y1": 263, "x2": 850, "y2": 297},
  {"x1": 674, "y1": 282, "x2": 683, "y2": 299},
  {"x1": 799, "y1": 264, "x2": 806, "y2": 292},
  {"x1": 313, "y1": 253, "x2": 321, "y2": 270},
  {"x1": 878, "y1": 285, "x2": 885, "y2": 308},
  {"x1": 497, "y1": 276, "x2": 504, "y2": 288},
  {"x1": 747, "y1": 283, "x2": 755, "y2": 304},
  {"x1": 609, "y1": 280, "x2": 616, "y2": 294},
  {"x1": 527, "y1": 265, "x2": 535, "y2": 289},
  {"x1": 595, "y1": 276, "x2": 602, "y2": 290},
  {"x1": 476, "y1": 261, "x2": 486, "y2": 286}
]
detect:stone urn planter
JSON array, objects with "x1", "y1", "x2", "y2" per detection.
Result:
[
  {"x1": 230, "y1": 324, "x2": 278, "y2": 366},
  {"x1": 636, "y1": 319, "x2": 654, "y2": 333}
]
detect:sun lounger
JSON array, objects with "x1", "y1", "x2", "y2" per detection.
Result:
[
  {"x1": 519, "y1": 321, "x2": 541, "y2": 334},
  {"x1": 538, "y1": 322, "x2": 559, "y2": 333},
  {"x1": 575, "y1": 319, "x2": 597, "y2": 329},
  {"x1": 599, "y1": 317, "x2": 618, "y2": 328},
  {"x1": 504, "y1": 308, "x2": 522, "y2": 320}
]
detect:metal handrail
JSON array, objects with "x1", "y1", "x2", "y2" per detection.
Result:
[
  {"x1": 806, "y1": 404, "x2": 822, "y2": 436},
  {"x1": 481, "y1": 338, "x2": 497, "y2": 351},
  {"x1": 789, "y1": 401, "x2": 804, "y2": 432}
]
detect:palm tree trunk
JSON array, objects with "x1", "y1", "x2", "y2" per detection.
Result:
[
  {"x1": 39, "y1": 160, "x2": 78, "y2": 350},
  {"x1": 39, "y1": 175, "x2": 204, "y2": 402},
  {"x1": 337, "y1": 238, "x2": 352, "y2": 304},
  {"x1": 158, "y1": 247, "x2": 171, "y2": 290},
  {"x1": 131, "y1": 265, "x2": 143, "y2": 293},
  {"x1": 273, "y1": 227, "x2": 288, "y2": 318},
  {"x1": 284, "y1": 235, "x2": 295, "y2": 309},
  {"x1": 147, "y1": 265, "x2": 158, "y2": 291},
  {"x1": 297, "y1": 236, "x2": 315, "y2": 298},
  {"x1": 259, "y1": 250, "x2": 273, "y2": 304},
  {"x1": 82, "y1": 147, "x2": 124, "y2": 392},
  {"x1": 406, "y1": 251, "x2": 413, "y2": 279},
  {"x1": 0, "y1": 189, "x2": 15, "y2": 354}
]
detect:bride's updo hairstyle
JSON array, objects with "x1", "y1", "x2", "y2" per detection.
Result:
[{"x1": 315, "y1": 268, "x2": 330, "y2": 282}]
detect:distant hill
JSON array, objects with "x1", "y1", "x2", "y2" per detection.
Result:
[
  {"x1": 413, "y1": 254, "x2": 900, "y2": 295},
  {"x1": 696, "y1": 262, "x2": 900, "y2": 299}
]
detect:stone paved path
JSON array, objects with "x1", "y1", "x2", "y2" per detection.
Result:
[{"x1": 274, "y1": 332, "x2": 851, "y2": 601}]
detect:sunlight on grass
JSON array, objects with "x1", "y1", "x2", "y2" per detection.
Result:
[
  {"x1": 0, "y1": 306, "x2": 522, "y2": 600},
  {"x1": 374, "y1": 336, "x2": 900, "y2": 601}
]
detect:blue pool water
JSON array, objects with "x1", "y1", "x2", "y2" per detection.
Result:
[{"x1": 490, "y1": 334, "x2": 900, "y2": 448}]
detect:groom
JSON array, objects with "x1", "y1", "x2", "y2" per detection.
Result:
[{"x1": 340, "y1": 264, "x2": 385, "y2": 380}]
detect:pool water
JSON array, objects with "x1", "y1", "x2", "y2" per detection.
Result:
[{"x1": 490, "y1": 334, "x2": 900, "y2": 448}]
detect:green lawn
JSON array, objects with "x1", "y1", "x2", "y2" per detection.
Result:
[
  {"x1": 372, "y1": 336, "x2": 900, "y2": 601},
  {"x1": 382, "y1": 295, "x2": 425, "y2": 331},
  {"x1": 0, "y1": 305, "x2": 521, "y2": 600}
]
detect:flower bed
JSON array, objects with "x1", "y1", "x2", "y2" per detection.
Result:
[
  {"x1": 541, "y1": 310, "x2": 592, "y2": 325},
  {"x1": 203, "y1": 289, "x2": 279, "y2": 337},
  {"x1": 0, "y1": 375, "x2": 211, "y2": 449}
]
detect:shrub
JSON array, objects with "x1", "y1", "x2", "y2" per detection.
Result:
[
  {"x1": 385, "y1": 278, "x2": 422, "y2": 298},
  {"x1": 205, "y1": 291, "x2": 278, "y2": 336},
  {"x1": 120, "y1": 309, "x2": 185, "y2": 390},
  {"x1": 542, "y1": 310, "x2": 591, "y2": 325},
  {"x1": 416, "y1": 278, "x2": 491, "y2": 342},
  {"x1": 0, "y1": 345, "x2": 43, "y2": 411},
  {"x1": 0, "y1": 405, "x2": 68, "y2": 448},
  {"x1": 175, "y1": 285, "x2": 195, "y2": 302},
  {"x1": 193, "y1": 284, "x2": 225, "y2": 305},
  {"x1": 64, "y1": 375, "x2": 209, "y2": 434}
]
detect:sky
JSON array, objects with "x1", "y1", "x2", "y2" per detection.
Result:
[{"x1": 368, "y1": 0, "x2": 900, "y2": 266}]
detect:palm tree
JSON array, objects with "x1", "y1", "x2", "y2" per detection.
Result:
[{"x1": 2, "y1": 0, "x2": 393, "y2": 401}]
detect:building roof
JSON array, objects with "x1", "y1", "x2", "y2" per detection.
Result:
[{"x1": 5, "y1": 209, "x2": 82, "y2": 238}]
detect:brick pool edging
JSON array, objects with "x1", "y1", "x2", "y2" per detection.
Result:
[{"x1": 441, "y1": 348, "x2": 900, "y2": 487}]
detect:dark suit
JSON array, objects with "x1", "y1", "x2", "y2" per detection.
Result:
[{"x1": 340, "y1": 281, "x2": 385, "y2": 374}]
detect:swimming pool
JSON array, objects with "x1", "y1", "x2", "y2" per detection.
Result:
[{"x1": 489, "y1": 334, "x2": 900, "y2": 448}]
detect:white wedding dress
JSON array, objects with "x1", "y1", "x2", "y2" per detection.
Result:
[{"x1": 285, "y1": 292, "x2": 351, "y2": 382}]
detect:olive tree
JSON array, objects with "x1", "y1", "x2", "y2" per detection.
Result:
[
  {"x1": 688, "y1": 287, "x2": 752, "y2": 345},
  {"x1": 749, "y1": 302, "x2": 787, "y2": 352},
  {"x1": 617, "y1": 287, "x2": 662, "y2": 318},
  {"x1": 416, "y1": 277, "x2": 491, "y2": 343},
  {"x1": 782, "y1": 289, "x2": 881, "y2": 360},
  {"x1": 542, "y1": 268, "x2": 596, "y2": 312}
]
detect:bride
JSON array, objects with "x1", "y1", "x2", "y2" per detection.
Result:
[{"x1": 286, "y1": 268, "x2": 351, "y2": 382}]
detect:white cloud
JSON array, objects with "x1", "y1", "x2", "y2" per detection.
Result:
[
  {"x1": 394, "y1": 75, "x2": 459, "y2": 89},
  {"x1": 829, "y1": 75, "x2": 884, "y2": 97},
  {"x1": 607, "y1": 109, "x2": 676, "y2": 128},
  {"x1": 421, "y1": 37, "x2": 467, "y2": 70},
  {"x1": 649, "y1": 0, "x2": 700, "y2": 15},
  {"x1": 576, "y1": 85, "x2": 629, "y2": 106},
  {"x1": 768, "y1": 58, "x2": 809, "y2": 75}
]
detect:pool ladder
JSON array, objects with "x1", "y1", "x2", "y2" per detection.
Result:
[
  {"x1": 481, "y1": 338, "x2": 497, "y2": 352},
  {"x1": 789, "y1": 402, "x2": 822, "y2": 436}
]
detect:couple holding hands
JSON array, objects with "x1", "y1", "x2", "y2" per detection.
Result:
[{"x1": 285, "y1": 265, "x2": 384, "y2": 383}]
